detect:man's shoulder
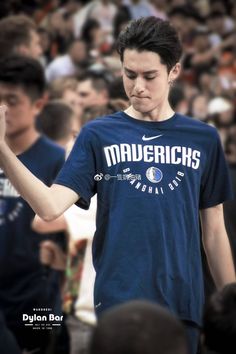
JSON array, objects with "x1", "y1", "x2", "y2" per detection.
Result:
[
  {"x1": 20, "y1": 137, "x2": 65, "y2": 180},
  {"x1": 29, "y1": 136, "x2": 65, "y2": 162},
  {"x1": 37, "y1": 135, "x2": 64, "y2": 151},
  {"x1": 83, "y1": 112, "x2": 122, "y2": 130},
  {"x1": 176, "y1": 114, "x2": 218, "y2": 138}
]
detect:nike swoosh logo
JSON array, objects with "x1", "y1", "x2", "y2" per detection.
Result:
[{"x1": 142, "y1": 134, "x2": 163, "y2": 141}]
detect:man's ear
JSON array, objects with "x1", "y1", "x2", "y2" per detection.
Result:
[
  {"x1": 33, "y1": 94, "x2": 48, "y2": 115},
  {"x1": 169, "y1": 62, "x2": 181, "y2": 82}
]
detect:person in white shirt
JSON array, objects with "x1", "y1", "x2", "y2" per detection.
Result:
[{"x1": 46, "y1": 39, "x2": 87, "y2": 82}]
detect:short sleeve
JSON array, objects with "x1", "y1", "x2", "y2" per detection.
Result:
[
  {"x1": 54, "y1": 126, "x2": 97, "y2": 209},
  {"x1": 199, "y1": 131, "x2": 233, "y2": 209},
  {"x1": 64, "y1": 197, "x2": 96, "y2": 241}
]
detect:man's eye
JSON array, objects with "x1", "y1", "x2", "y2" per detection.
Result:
[
  {"x1": 145, "y1": 76, "x2": 156, "y2": 80},
  {"x1": 7, "y1": 98, "x2": 18, "y2": 106},
  {"x1": 126, "y1": 73, "x2": 136, "y2": 80}
]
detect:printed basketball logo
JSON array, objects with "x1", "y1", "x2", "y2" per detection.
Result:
[{"x1": 146, "y1": 167, "x2": 163, "y2": 183}]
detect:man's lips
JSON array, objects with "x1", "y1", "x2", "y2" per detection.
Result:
[{"x1": 131, "y1": 95, "x2": 149, "y2": 99}]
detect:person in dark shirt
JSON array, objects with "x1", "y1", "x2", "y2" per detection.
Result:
[{"x1": 0, "y1": 55, "x2": 65, "y2": 353}]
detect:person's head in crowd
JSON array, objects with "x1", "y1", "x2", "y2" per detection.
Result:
[
  {"x1": 168, "y1": 83, "x2": 188, "y2": 115},
  {"x1": 77, "y1": 71, "x2": 109, "y2": 110},
  {"x1": 188, "y1": 93, "x2": 209, "y2": 121},
  {"x1": 207, "y1": 96, "x2": 235, "y2": 128},
  {"x1": 207, "y1": 10, "x2": 230, "y2": 37},
  {"x1": 0, "y1": 55, "x2": 46, "y2": 141},
  {"x1": 168, "y1": 5, "x2": 201, "y2": 43},
  {"x1": 89, "y1": 300, "x2": 189, "y2": 354},
  {"x1": 81, "y1": 99, "x2": 129, "y2": 126},
  {"x1": 191, "y1": 28, "x2": 211, "y2": 52},
  {"x1": 37, "y1": 27, "x2": 52, "y2": 64},
  {"x1": 210, "y1": 76, "x2": 226, "y2": 97},
  {"x1": 48, "y1": 76, "x2": 82, "y2": 119},
  {"x1": 0, "y1": 14, "x2": 42, "y2": 59},
  {"x1": 113, "y1": 6, "x2": 131, "y2": 40},
  {"x1": 81, "y1": 18, "x2": 105, "y2": 57},
  {"x1": 68, "y1": 39, "x2": 88, "y2": 67},
  {"x1": 102, "y1": 56, "x2": 122, "y2": 78},
  {"x1": 47, "y1": 9, "x2": 66, "y2": 35},
  {"x1": 36, "y1": 100, "x2": 79, "y2": 148},
  {"x1": 202, "y1": 282, "x2": 236, "y2": 354},
  {"x1": 198, "y1": 72, "x2": 215, "y2": 96},
  {"x1": 108, "y1": 77, "x2": 128, "y2": 102},
  {"x1": 116, "y1": 17, "x2": 182, "y2": 114}
]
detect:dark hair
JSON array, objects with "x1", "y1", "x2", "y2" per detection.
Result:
[
  {"x1": 89, "y1": 300, "x2": 188, "y2": 354},
  {"x1": 202, "y1": 283, "x2": 236, "y2": 354},
  {"x1": 113, "y1": 6, "x2": 131, "y2": 40},
  {"x1": 81, "y1": 18, "x2": 100, "y2": 44},
  {"x1": 116, "y1": 16, "x2": 182, "y2": 73},
  {"x1": 0, "y1": 55, "x2": 46, "y2": 101},
  {"x1": 108, "y1": 77, "x2": 128, "y2": 101},
  {"x1": 36, "y1": 100, "x2": 74, "y2": 141},
  {"x1": 0, "y1": 15, "x2": 36, "y2": 58},
  {"x1": 77, "y1": 70, "x2": 109, "y2": 92},
  {"x1": 168, "y1": 84, "x2": 185, "y2": 110},
  {"x1": 168, "y1": 5, "x2": 203, "y2": 22}
]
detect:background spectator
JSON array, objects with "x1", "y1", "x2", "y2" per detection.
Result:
[{"x1": 89, "y1": 300, "x2": 189, "y2": 354}]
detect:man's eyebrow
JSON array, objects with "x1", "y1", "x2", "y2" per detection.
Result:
[{"x1": 124, "y1": 67, "x2": 158, "y2": 74}]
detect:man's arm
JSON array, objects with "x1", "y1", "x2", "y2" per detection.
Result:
[
  {"x1": 32, "y1": 214, "x2": 67, "y2": 233},
  {"x1": 0, "y1": 106, "x2": 78, "y2": 220},
  {"x1": 200, "y1": 203, "x2": 236, "y2": 289}
]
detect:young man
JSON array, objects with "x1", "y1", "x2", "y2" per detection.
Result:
[
  {"x1": 77, "y1": 71, "x2": 110, "y2": 112},
  {"x1": 0, "y1": 17, "x2": 235, "y2": 354},
  {"x1": 45, "y1": 39, "x2": 88, "y2": 82},
  {"x1": 0, "y1": 56, "x2": 66, "y2": 353},
  {"x1": 0, "y1": 14, "x2": 42, "y2": 59}
]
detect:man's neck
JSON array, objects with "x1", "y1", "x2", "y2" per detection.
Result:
[
  {"x1": 6, "y1": 128, "x2": 40, "y2": 155},
  {"x1": 125, "y1": 104, "x2": 175, "y2": 122}
]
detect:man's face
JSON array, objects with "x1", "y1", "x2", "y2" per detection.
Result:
[
  {"x1": 70, "y1": 41, "x2": 87, "y2": 65},
  {"x1": 14, "y1": 30, "x2": 42, "y2": 59},
  {"x1": 77, "y1": 79, "x2": 107, "y2": 109},
  {"x1": 0, "y1": 85, "x2": 40, "y2": 138},
  {"x1": 122, "y1": 49, "x2": 178, "y2": 116},
  {"x1": 62, "y1": 88, "x2": 83, "y2": 118},
  {"x1": 25, "y1": 30, "x2": 42, "y2": 59}
]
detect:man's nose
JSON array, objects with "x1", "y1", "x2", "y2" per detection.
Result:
[{"x1": 133, "y1": 77, "x2": 145, "y2": 94}]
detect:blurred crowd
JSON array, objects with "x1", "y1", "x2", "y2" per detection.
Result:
[
  {"x1": 0, "y1": 0, "x2": 235, "y2": 354},
  {"x1": 0, "y1": 0, "x2": 235, "y2": 161}
]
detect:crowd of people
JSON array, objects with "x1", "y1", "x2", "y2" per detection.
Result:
[{"x1": 0, "y1": 0, "x2": 235, "y2": 354}]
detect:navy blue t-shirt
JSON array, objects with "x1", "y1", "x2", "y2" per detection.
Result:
[
  {"x1": 55, "y1": 112, "x2": 233, "y2": 325},
  {"x1": 0, "y1": 136, "x2": 65, "y2": 325}
]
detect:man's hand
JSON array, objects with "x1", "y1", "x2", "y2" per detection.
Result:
[
  {"x1": 0, "y1": 105, "x2": 7, "y2": 142},
  {"x1": 40, "y1": 241, "x2": 67, "y2": 271}
]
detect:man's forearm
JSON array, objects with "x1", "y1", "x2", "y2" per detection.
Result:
[
  {"x1": 201, "y1": 205, "x2": 236, "y2": 289},
  {"x1": 203, "y1": 230, "x2": 236, "y2": 289},
  {"x1": 0, "y1": 141, "x2": 58, "y2": 219}
]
